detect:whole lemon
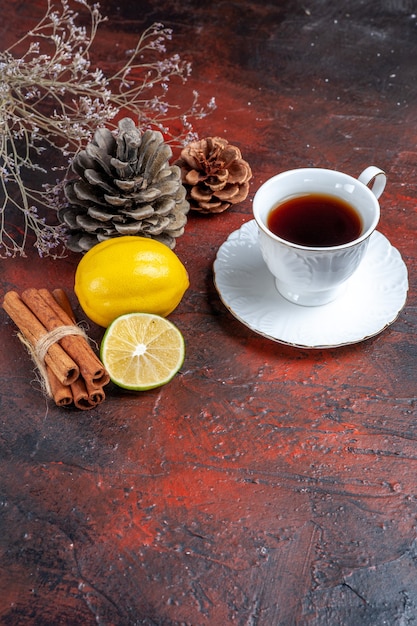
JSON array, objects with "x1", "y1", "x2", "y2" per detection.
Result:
[{"x1": 74, "y1": 236, "x2": 189, "y2": 327}]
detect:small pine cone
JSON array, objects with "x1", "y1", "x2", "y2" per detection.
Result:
[
  {"x1": 59, "y1": 118, "x2": 190, "y2": 252},
  {"x1": 175, "y1": 137, "x2": 252, "y2": 214}
]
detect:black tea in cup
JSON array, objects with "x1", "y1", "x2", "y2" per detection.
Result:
[{"x1": 267, "y1": 193, "x2": 363, "y2": 247}]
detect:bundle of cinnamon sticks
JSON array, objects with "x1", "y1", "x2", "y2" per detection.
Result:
[{"x1": 2, "y1": 288, "x2": 110, "y2": 410}]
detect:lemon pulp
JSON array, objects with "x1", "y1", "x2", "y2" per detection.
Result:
[{"x1": 100, "y1": 312, "x2": 185, "y2": 390}]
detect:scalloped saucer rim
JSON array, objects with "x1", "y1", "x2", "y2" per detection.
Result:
[{"x1": 213, "y1": 220, "x2": 408, "y2": 349}]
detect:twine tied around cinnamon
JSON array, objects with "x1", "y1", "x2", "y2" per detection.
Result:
[{"x1": 18, "y1": 324, "x2": 89, "y2": 398}]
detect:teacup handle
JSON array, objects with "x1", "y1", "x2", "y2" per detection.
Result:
[{"x1": 358, "y1": 166, "x2": 386, "y2": 199}]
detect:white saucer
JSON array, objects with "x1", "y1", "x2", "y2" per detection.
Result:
[{"x1": 213, "y1": 220, "x2": 408, "y2": 348}]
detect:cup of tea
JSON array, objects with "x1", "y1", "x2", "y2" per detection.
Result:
[{"x1": 253, "y1": 166, "x2": 386, "y2": 306}]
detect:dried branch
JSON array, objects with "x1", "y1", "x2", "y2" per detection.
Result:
[{"x1": 0, "y1": 0, "x2": 215, "y2": 257}]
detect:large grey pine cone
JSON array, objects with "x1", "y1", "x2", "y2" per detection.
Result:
[{"x1": 59, "y1": 118, "x2": 190, "y2": 251}]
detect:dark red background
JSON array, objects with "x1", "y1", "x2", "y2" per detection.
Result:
[{"x1": 1, "y1": 1, "x2": 417, "y2": 624}]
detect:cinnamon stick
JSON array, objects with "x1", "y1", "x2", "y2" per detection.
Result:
[
  {"x1": 71, "y1": 377, "x2": 93, "y2": 410},
  {"x1": 3, "y1": 291, "x2": 79, "y2": 386},
  {"x1": 54, "y1": 290, "x2": 108, "y2": 407},
  {"x1": 47, "y1": 366, "x2": 73, "y2": 406},
  {"x1": 29, "y1": 288, "x2": 109, "y2": 387},
  {"x1": 52, "y1": 288, "x2": 76, "y2": 323},
  {"x1": 84, "y1": 377, "x2": 106, "y2": 406}
]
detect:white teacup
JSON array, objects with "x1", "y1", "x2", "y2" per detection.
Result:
[{"x1": 253, "y1": 166, "x2": 386, "y2": 306}]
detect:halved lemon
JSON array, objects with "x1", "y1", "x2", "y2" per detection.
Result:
[{"x1": 100, "y1": 313, "x2": 185, "y2": 390}]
